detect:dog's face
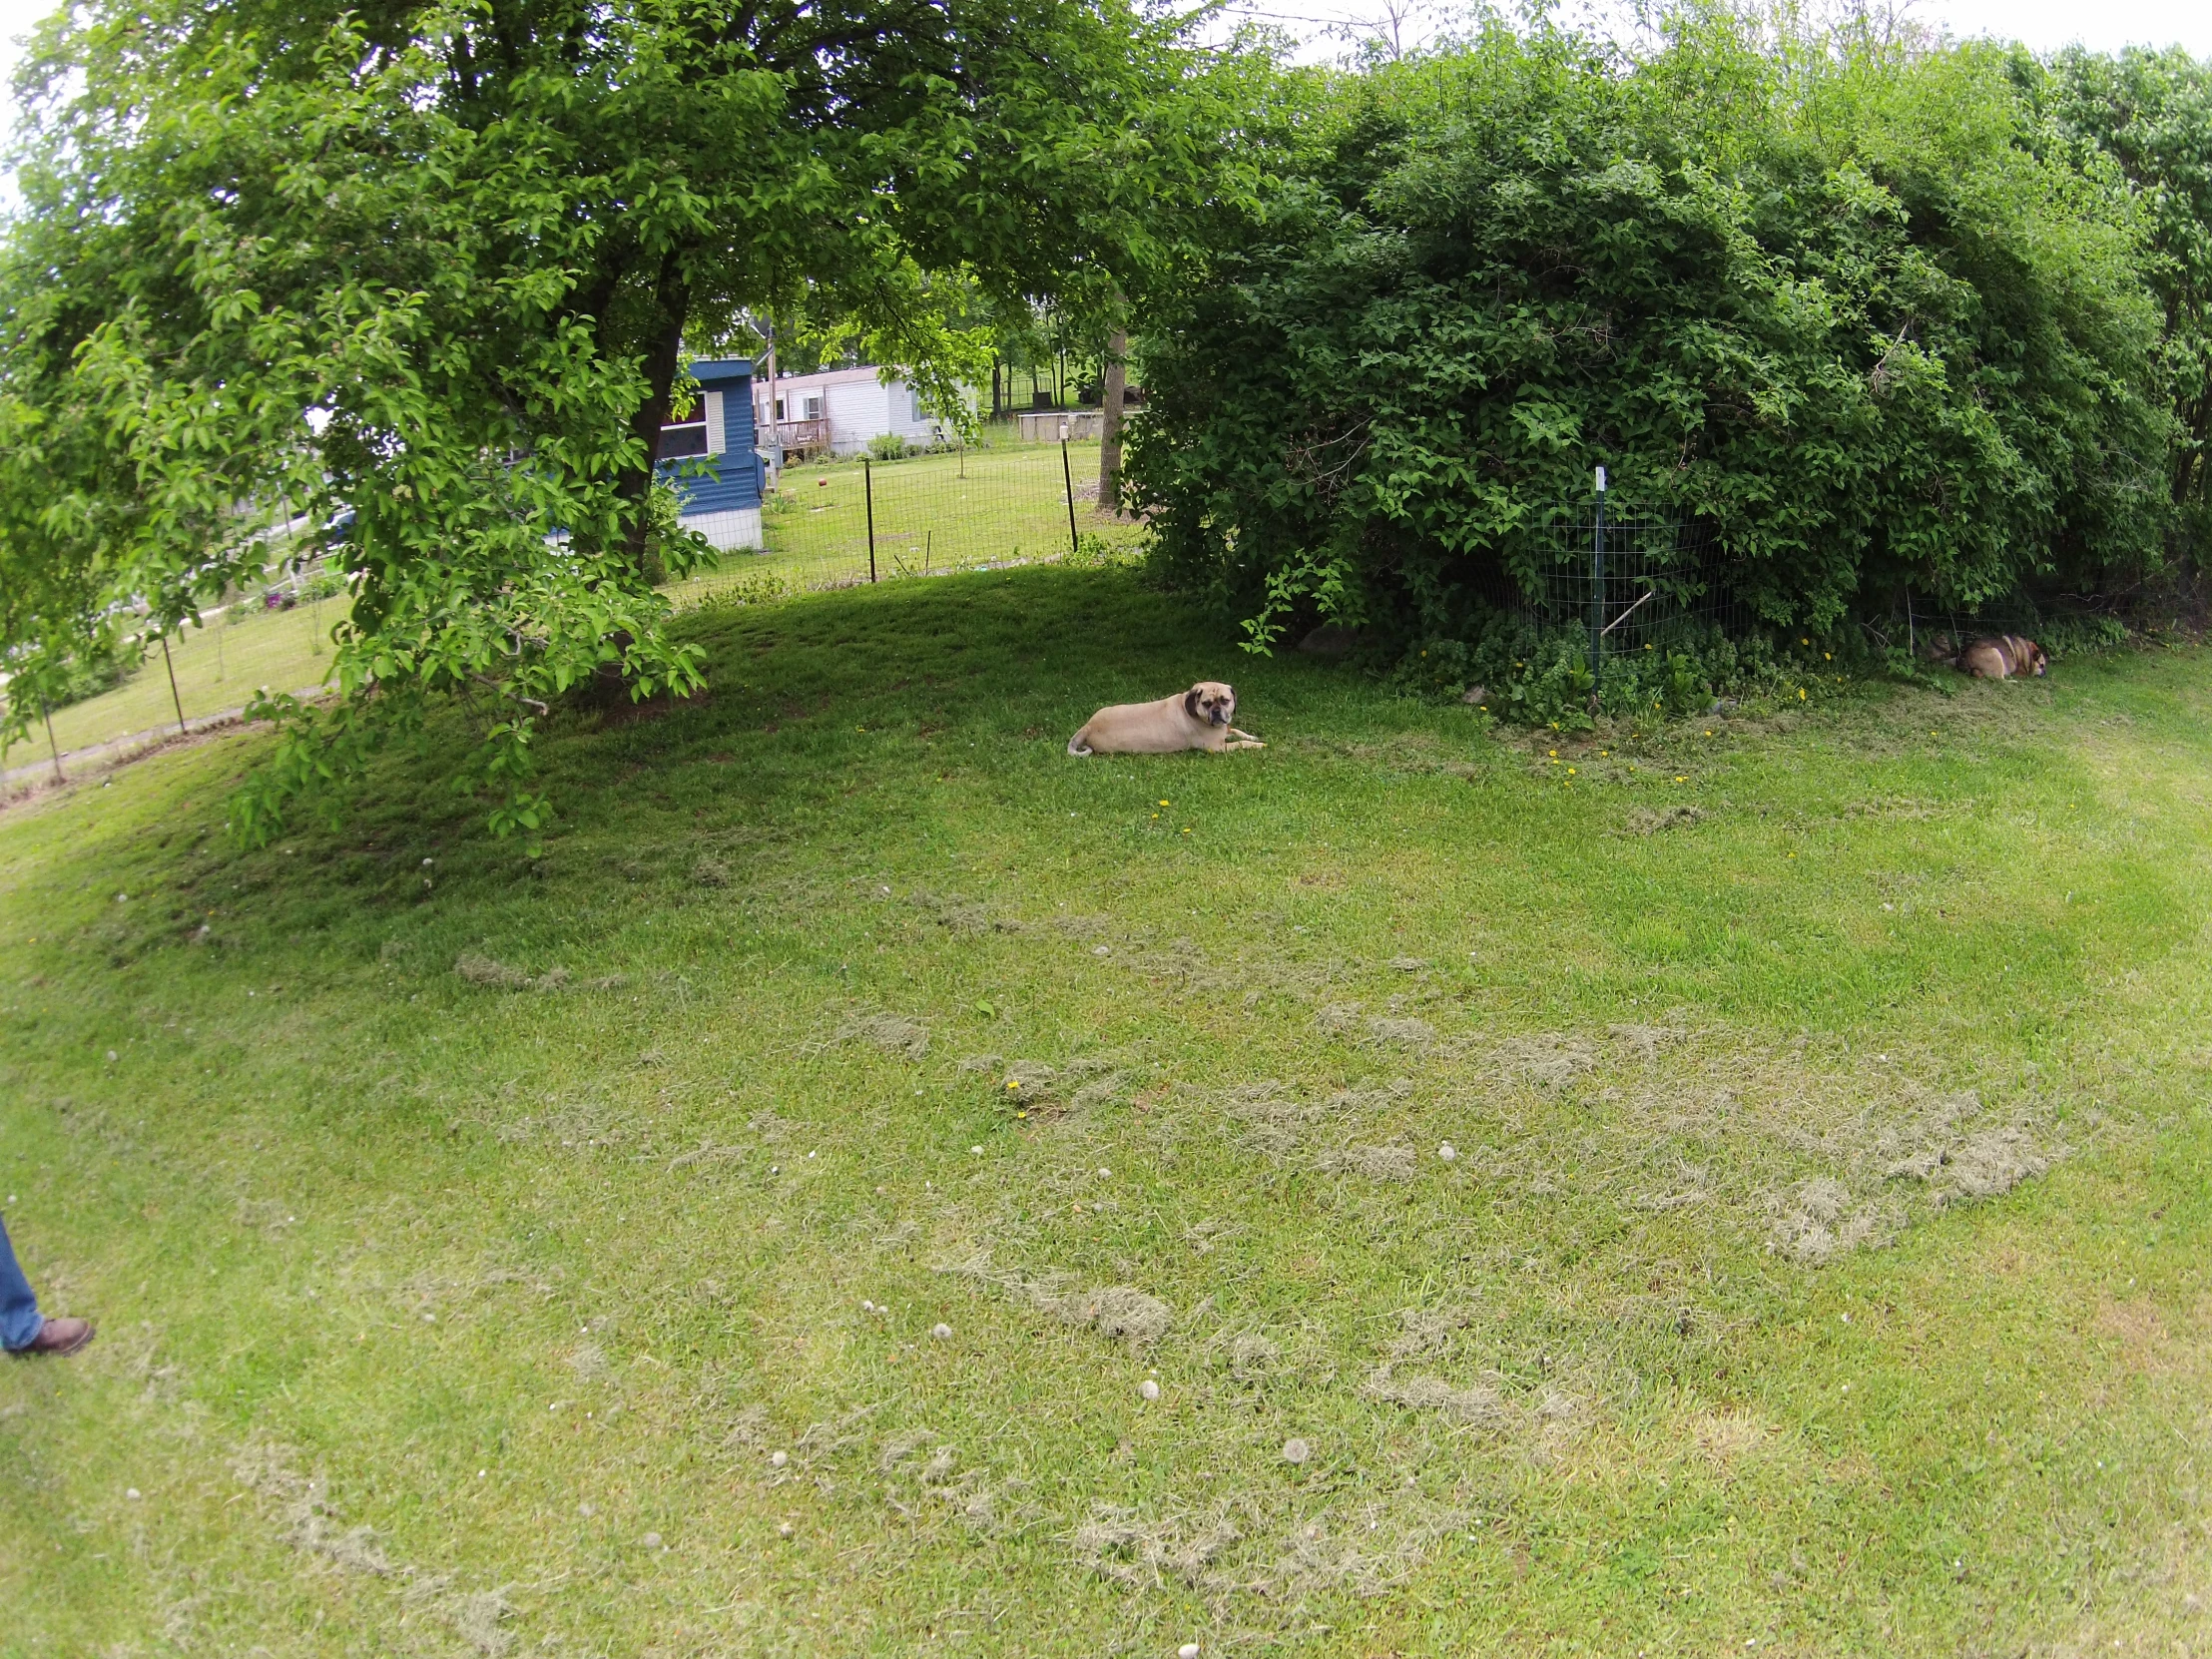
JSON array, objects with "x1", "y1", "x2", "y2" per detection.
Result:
[
  {"x1": 1183, "y1": 681, "x2": 1237, "y2": 727},
  {"x1": 2018, "y1": 640, "x2": 2048, "y2": 676}
]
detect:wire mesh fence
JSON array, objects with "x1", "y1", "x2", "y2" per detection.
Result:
[
  {"x1": 1511, "y1": 498, "x2": 1732, "y2": 688},
  {"x1": 5, "y1": 435, "x2": 1147, "y2": 789},
  {"x1": 667, "y1": 436, "x2": 1142, "y2": 605},
  {"x1": 2, "y1": 588, "x2": 346, "y2": 791}
]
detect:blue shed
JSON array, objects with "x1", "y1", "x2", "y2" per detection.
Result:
[{"x1": 658, "y1": 357, "x2": 765, "y2": 550}]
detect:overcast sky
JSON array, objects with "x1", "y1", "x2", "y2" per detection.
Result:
[
  {"x1": 1, "y1": 0, "x2": 2208, "y2": 175},
  {"x1": 1252, "y1": 0, "x2": 2210, "y2": 57}
]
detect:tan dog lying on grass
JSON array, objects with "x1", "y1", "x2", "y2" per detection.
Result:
[
  {"x1": 1958, "y1": 635, "x2": 2048, "y2": 679},
  {"x1": 1068, "y1": 681, "x2": 1265, "y2": 756}
]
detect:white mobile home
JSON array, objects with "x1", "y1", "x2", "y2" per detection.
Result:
[{"x1": 754, "y1": 366, "x2": 972, "y2": 457}]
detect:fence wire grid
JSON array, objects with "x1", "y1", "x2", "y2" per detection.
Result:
[
  {"x1": 5, "y1": 435, "x2": 1145, "y2": 789},
  {"x1": 669, "y1": 436, "x2": 1141, "y2": 605},
  {"x1": 1511, "y1": 504, "x2": 1732, "y2": 685}
]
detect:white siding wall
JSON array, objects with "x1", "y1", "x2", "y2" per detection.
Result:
[
  {"x1": 826, "y1": 379, "x2": 890, "y2": 454},
  {"x1": 704, "y1": 389, "x2": 726, "y2": 456},
  {"x1": 679, "y1": 506, "x2": 763, "y2": 550},
  {"x1": 885, "y1": 380, "x2": 944, "y2": 446}
]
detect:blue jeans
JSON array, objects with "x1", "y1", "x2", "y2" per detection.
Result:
[{"x1": 0, "y1": 1214, "x2": 44, "y2": 1351}]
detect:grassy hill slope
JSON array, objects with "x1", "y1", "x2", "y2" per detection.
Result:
[{"x1": 2, "y1": 566, "x2": 2208, "y2": 1656}]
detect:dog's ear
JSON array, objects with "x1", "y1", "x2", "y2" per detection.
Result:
[
  {"x1": 1225, "y1": 684, "x2": 1236, "y2": 708},
  {"x1": 1185, "y1": 688, "x2": 1202, "y2": 720}
]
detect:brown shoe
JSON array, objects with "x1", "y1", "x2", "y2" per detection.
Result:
[{"x1": 22, "y1": 1317, "x2": 94, "y2": 1357}]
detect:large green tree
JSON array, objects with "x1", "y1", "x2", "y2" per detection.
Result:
[{"x1": 0, "y1": 0, "x2": 1233, "y2": 838}]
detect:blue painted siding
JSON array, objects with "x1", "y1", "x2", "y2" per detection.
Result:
[{"x1": 659, "y1": 358, "x2": 761, "y2": 514}]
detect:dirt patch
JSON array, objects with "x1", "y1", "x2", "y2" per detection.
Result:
[
  {"x1": 454, "y1": 952, "x2": 532, "y2": 990},
  {"x1": 937, "y1": 1255, "x2": 1172, "y2": 1352},
  {"x1": 2096, "y1": 1298, "x2": 2188, "y2": 1376},
  {"x1": 1316, "y1": 1142, "x2": 1418, "y2": 1183},
  {"x1": 1362, "y1": 1368, "x2": 1507, "y2": 1423},
  {"x1": 1220, "y1": 1082, "x2": 1335, "y2": 1161},
  {"x1": 1686, "y1": 1409, "x2": 1776, "y2": 1466},
  {"x1": 1365, "y1": 1016, "x2": 1435, "y2": 1047},
  {"x1": 234, "y1": 1438, "x2": 515, "y2": 1651},
  {"x1": 837, "y1": 1012, "x2": 930, "y2": 1061},
  {"x1": 1229, "y1": 1333, "x2": 1282, "y2": 1382},
  {"x1": 1071, "y1": 1505, "x2": 1245, "y2": 1588},
  {"x1": 910, "y1": 889, "x2": 1020, "y2": 935},
  {"x1": 1621, "y1": 805, "x2": 1704, "y2": 834},
  {"x1": 1490, "y1": 1032, "x2": 1598, "y2": 1090},
  {"x1": 1769, "y1": 1177, "x2": 1891, "y2": 1265}
]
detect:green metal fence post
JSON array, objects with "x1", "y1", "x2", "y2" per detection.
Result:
[
  {"x1": 1590, "y1": 466, "x2": 1607, "y2": 700},
  {"x1": 864, "y1": 459, "x2": 877, "y2": 584},
  {"x1": 1062, "y1": 439, "x2": 1079, "y2": 559}
]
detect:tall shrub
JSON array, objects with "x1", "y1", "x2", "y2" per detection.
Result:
[{"x1": 1126, "y1": 16, "x2": 2174, "y2": 648}]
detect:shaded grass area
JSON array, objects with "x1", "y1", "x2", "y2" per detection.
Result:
[
  {"x1": 17, "y1": 440, "x2": 1129, "y2": 771},
  {"x1": 2, "y1": 566, "x2": 2210, "y2": 1655}
]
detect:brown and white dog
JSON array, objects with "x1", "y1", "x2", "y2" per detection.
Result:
[
  {"x1": 1067, "y1": 681, "x2": 1265, "y2": 756},
  {"x1": 1958, "y1": 635, "x2": 2047, "y2": 680}
]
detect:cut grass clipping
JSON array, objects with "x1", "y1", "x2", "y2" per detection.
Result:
[{"x1": 3, "y1": 564, "x2": 2211, "y2": 1655}]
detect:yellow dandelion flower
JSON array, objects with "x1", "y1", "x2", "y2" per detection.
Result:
[
  {"x1": 1798, "y1": 688, "x2": 1807, "y2": 700},
  {"x1": 1005, "y1": 1079, "x2": 1020, "y2": 1090},
  {"x1": 1158, "y1": 799, "x2": 1170, "y2": 807}
]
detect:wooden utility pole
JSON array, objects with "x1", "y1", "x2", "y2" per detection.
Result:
[
  {"x1": 761, "y1": 311, "x2": 783, "y2": 477},
  {"x1": 1097, "y1": 321, "x2": 1129, "y2": 516}
]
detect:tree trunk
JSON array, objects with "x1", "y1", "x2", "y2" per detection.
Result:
[
  {"x1": 1097, "y1": 324, "x2": 1128, "y2": 516},
  {"x1": 617, "y1": 252, "x2": 691, "y2": 585}
]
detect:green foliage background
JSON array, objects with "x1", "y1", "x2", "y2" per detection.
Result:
[{"x1": 1127, "y1": 13, "x2": 2194, "y2": 654}]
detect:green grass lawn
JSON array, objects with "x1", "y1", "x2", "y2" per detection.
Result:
[
  {"x1": 3, "y1": 565, "x2": 2209, "y2": 1656},
  {"x1": 12, "y1": 597, "x2": 341, "y2": 763},
  {"x1": 673, "y1": 436, "x2": 1138, "y2": 601},
  {"x1": 15, "y1": 439, "x2": 1126, "y2": 769}
]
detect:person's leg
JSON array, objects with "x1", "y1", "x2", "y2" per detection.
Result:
[{"x1": 0, "y1": 1213, "x2": 45, "y2": 1352}]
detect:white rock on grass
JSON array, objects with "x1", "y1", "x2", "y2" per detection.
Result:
[
  {"x1": 931, "y1": 1323, "x2": 953, "y2": 1341},
  {"x1": 1281, "y1": 1437, "x2": 1312, "y2": 1465},
  {"x1": 1438, "y1": 1143, "x2": 1458, "y2": 1162},
  {"x1": 641, "y1": 1531, "x2": 663, "y2": 1550},
  {"x1": 769, "y1": 1450, "x2": 789, "y2": 1469},
  {"x1": 1139, "y1": 1380, "x2": 1160, "y2": 1401},
  {"x1": 1179, "y1": 1646, "x2": 1203, "y2": 1659}
]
